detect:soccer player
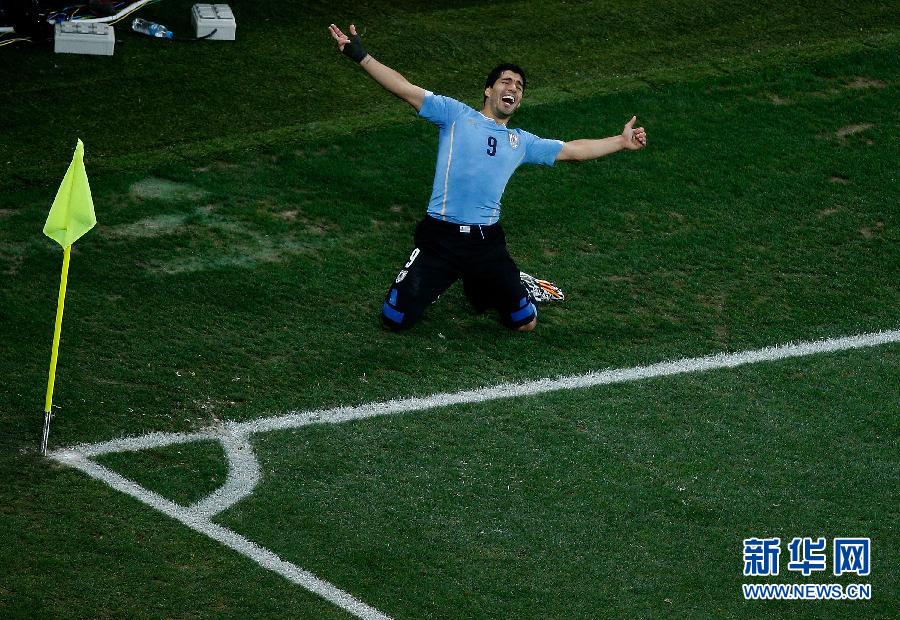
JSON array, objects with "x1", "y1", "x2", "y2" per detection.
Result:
[{"x1": 329, "y1": 24, "x2": 647, "y2": 332}]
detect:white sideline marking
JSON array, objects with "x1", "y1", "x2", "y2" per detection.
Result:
[
  {"x1": 64, "y1": 329, "x2": 900, "y2": 459},
  {"x1": 241, "y1": 329, "x2": 899, "y2": 434},
  {"x1": 50, "y1": 328, "x2": 899, "y2": 619},
  {"x1": 50, "y1": 451, "x2": 391, "y2": 620}
]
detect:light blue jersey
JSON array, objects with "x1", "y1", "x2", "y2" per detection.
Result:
[{"x1": 418, "y1": 92, "x2": 564, "y2": 225}]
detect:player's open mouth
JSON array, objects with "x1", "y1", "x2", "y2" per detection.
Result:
[{"x1": 501, "y1": 95, "x2": 516, "y2": 105}]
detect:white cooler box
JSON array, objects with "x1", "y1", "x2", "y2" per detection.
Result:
[{"x1": 192, "y1": 4, "x2": 236, "y2": 41}]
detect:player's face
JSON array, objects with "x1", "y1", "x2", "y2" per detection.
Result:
[{"x1": 485, "y1": 70, "x2": 524, "y2": 118}]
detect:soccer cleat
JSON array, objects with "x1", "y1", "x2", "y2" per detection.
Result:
[{"x1": 520, "y1": 271, "x2": 565, "y2": 303}]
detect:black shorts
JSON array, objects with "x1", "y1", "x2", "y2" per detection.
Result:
[{"x1": 381, "y1": 216, "x2": 536, "y2": 330}]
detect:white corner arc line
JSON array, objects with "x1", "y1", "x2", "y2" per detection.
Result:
[
  {"x1": 49, "y1": 451, "x2": 392, "y2": 620},
  {"x1": 190, "y1": 433, "x2": 261, "y2": 518}
]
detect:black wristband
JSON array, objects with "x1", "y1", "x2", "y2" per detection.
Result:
[{"x1": 342, "y1": 34, "x2": 367, "y2": 63}]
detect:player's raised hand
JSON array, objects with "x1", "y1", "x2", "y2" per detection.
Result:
[
  {"x1": 622, "y1": 116, "x2": 647, "y2": 150},
  {"x1": 328, "y1": 23, "x2": 368, "y2": 63}
]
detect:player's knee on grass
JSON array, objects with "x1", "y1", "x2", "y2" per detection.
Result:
[
  {"x1": 501, "y1": 295, "x2": 537, "y2": 331},
  {"x1": 516, "y1": 316, "x2": 537, "y2": 332}
]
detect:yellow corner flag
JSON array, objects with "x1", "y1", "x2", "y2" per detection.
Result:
[
  {"x1": 41, "y1": 139, "x2": 97, "y2": 455},
  {"x1": 44, "y1": 139, "x2": 96, "y2": 248}
]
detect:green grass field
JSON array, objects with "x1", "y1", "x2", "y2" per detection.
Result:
[{"x1": 1, "y1": 1, "x2": 898, "y2": 618}]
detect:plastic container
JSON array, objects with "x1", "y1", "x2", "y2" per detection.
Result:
[{"x1": 131, "y1": 18, "x2": 173, "y2": 39}]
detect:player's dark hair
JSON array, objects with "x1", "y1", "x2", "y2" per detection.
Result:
[{"x1": 483, "y1": 63, "x2": 527, "y2": 103}]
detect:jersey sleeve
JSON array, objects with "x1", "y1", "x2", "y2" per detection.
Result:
[
  {"x1": 520, "y1": 130, "x2": 564, "y2": 166},
  {"x1": 418, "y1": 92, "x2": 470, "y2": 128}
]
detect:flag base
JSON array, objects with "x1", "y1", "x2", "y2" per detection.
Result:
[{"x1": 41, "y1": 410, "x2": 52, "y2": 455}]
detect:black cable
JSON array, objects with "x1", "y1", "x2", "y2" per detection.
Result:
[{"x1": 0, "y1": 31, "x2": 32, "y2": 47}]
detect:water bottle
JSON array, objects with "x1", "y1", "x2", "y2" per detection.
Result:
[{"x1": 132, "y1": 18, "x2": 173, "y2": 39}]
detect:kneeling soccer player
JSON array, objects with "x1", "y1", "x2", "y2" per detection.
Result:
[{"x1": 329, "y1": 24, "x2": 647, "y2": 332}]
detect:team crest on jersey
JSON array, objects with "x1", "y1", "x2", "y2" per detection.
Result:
[{"x1": 508, "y1": 131, "x2": 520, "y2": 149}]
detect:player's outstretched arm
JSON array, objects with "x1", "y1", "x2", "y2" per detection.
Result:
[
  {"x1": 328, "y1": 23, "x2": 427, "y2": 112},
  {"x1": 556, "y1": 116, "x2": 647, "y2": 162}
]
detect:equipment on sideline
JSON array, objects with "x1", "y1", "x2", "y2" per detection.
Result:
[
  {"x1": 54, "y1": 21, "x2": 114, "y2": 55},
  {"x1": 191, "y1": 4, "x2": 235, "y2": 41}
]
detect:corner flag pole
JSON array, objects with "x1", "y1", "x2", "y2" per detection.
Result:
[
  {"x1": 42, "y1": 245, "x2": 72, "y2": 455},
  {"x1": 41, "y1": 139, "x2": 97, "y2": 455}
]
